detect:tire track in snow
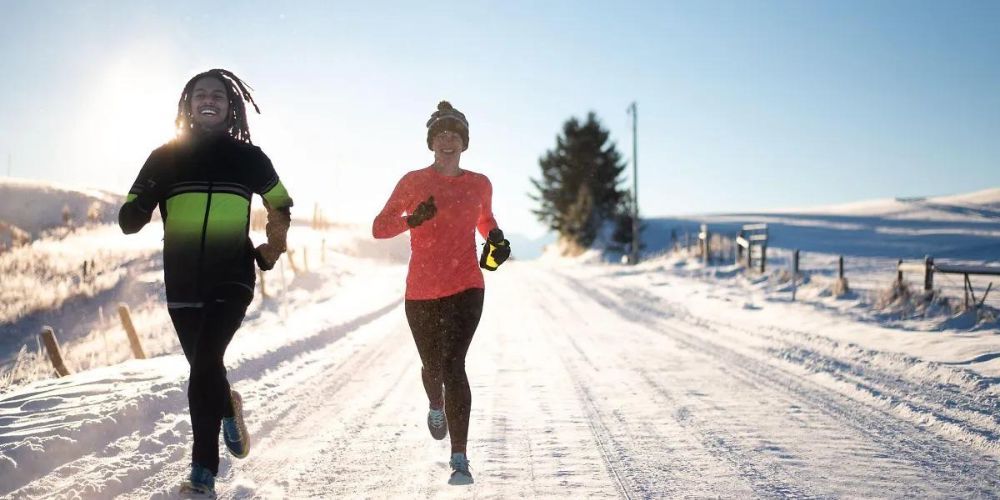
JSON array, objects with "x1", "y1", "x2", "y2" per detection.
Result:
[
  {"x1": 611, "y1": 283, "x2": 1000, "y2": 456},
  {"x1": 563, "y1": 368, "x2": 636, "y2": 500},
  {"x1": 131, "y1": 301, "x2": 405, "y2": 499},
  {"x1": 215, "y1": 309, "x2": 412, "y2": 498},
  {"x1": 531, "y1": 272, "x2": 741, "y2": 499},
  {"x1": 561, "y1": 272, "x2": 1000, "y2": 497},
  {"x1": 548, "y1": 271, "x2": 904, "y2": 496},
  {"x1": 477, "y1": 277, "x2": 624, "y2": 498},
  {"x1": 633, "y1": 368, "x2": 815, "y2": 499},
  {"x1": 136, "y1": 300, "x2": 404, "y2": 499},
  {"x1": 226, "y1": 330, "x2": 415, "y2": 498},
  {"x1": 548, "y1": 289, "x2": 807, "y2": 498},
  {"x1": 528, "y1": 278, "x2": 644, "y2": 499}
]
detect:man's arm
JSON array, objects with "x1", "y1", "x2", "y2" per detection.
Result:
[{"x1": 119, "y1": 150, "x2": 165, "y2": 234}]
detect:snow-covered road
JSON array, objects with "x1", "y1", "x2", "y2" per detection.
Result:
[{"x1": 3, "y1": 260, "x2": 1000, "y2": 498}]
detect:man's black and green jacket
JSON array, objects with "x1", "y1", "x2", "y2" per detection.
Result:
[{"x1": 119, "y1": 133, "x2": 293, "y2": 308}]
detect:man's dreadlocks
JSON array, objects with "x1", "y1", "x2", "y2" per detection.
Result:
[{"x1": 175, "y1": 69, "x2": 260, "y2": 144}]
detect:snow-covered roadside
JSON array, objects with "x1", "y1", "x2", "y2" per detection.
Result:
[
  {"x1": 0, "y1": 224, "x2": 161, "y2": 327},
  {"x1": 2, "y1": 182, "x2": 998, "y2": 497},
  {"x1": 556, "y1": 254, "x2": 1000, "y2": 376},
  {"x1": 0, "y1": 220, "x2": 405, "y2": 392},
  {"x1": 3, "y1": 252, "x2": 1000, "y2": 497},
  {"x1": 7, "y1": 258, "x2": 1000, "y2": 498},
  {"x1": 0, "y1": 255, "x2": 405, "y2": 497},
  {"x1": 549, "y1": 256, "x2": 1000, "y2": 456},
  {"x1": 550, "y1": 186, "x2": 1000, "y2": 332}
]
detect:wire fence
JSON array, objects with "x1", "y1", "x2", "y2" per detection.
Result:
[{"x1": 685, "y1": 225, "x2": 1000, "y2": 310}]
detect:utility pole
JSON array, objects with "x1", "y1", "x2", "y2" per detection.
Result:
[{"x1": 627, "y1": 102, "x2": 640, "y2": 265}]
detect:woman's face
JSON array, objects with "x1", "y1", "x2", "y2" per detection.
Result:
[
  {"x1": 190, "y1": 77, "x2": 229, "y2": 130},
  {"x1": 431, "y1": 129, "x2": 464, "y2": 158}
]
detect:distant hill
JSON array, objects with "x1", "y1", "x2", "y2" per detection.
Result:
[
  {"x1": 638, "y1": 188, "x2": 1000, "y2": 262},
  {"x1": 0, "y1": 177, "x2": 122, "y2": 238},
  {"x1": 541, "y1": 188, "x2": 1000, "y2": 263},
  {"x1": 507, "y1": 231, "x2": 557, "y2": 260},
  {"x1": 774, "y1": 188, "x2": 1000, "y2": 221}
]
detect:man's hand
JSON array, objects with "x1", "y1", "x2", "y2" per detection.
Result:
[{"x1": 254, "y1": 242, "x2": 283, "y2": 271}]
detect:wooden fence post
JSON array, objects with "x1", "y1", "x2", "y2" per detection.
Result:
[
  {"x1": 759, "y1": 244, "x2": 767, "y2": 273},
  {"x1": 897, "y1": 259, "x2": 904, "y2": 285},
  {"x1": 699, "y1": 224, "x2": 709, "y2": 263},
  {"x1": 117, "y1": 304, "x2": 147, "y2": 359},
  {"x1": 705, "y1": 226, "x2": 711, "y2": 263},
  {"x1": 287, "y1": 248, "x2": 300, "y2": 275},
  {"x1": 964, "y1": 274, "x2": 970, "y2": 308},
  {"x1": 835, "y1": 256, "x2": 850, "y2": 296},
  {"x1": 924, "y1": 255, "x2": 934, "y2": 292},
  {"x1": 258, "y1": 268, "x2": 268, "y2": 299},
  {"x1": 791, "y1": 251, "x2": 798, "y2": 301},
  {"x1": 40, "y1": 327, "x2": 71, "y2": 377}
]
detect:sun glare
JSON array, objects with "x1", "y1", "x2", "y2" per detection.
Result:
[
  {"x1": 71, "y1": 45, "x2": 181, "y2": 189},
  {"x1": 99, "y1": 62, "x2": 178, "y2": 146}
]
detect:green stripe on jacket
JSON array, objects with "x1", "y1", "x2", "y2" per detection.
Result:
[
  {"x1": 164, "y1": 192, "x2": 250, "y2": 246},
  {"x1": 262, "y1": 180, "x2": 293, "y2": 209}
]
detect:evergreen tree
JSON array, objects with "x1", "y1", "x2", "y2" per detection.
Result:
[
  {"x1": 610, "y1": 191, "x2": 645, "y2": 253},
  {"x1": 531, "y1": 112, "x2": 628, "y2": 248}
]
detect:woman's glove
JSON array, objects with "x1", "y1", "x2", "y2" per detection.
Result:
[
  {"x1": 406, "y1": 196, "x2": 437, "y2": 228},
  {"x1": 480, "y1": 228, "x2": 511, "y2": 271}
]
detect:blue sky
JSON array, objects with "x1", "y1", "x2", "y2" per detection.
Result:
[{"x1": 1, "y1": 1, "x2": 998, "y2": 237}]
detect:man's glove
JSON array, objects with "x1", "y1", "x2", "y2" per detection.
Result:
[
  {"x1": 480, "y1": 228, "x2": 511, "y2": 271},
  {"x1": 254, "y1": 243, "x2": 282, "y2": 271},
  {"x1": 406, "y1": 196, "x2": 436, "y2": 228},
  {"x1": 254, "y1": 205, "x2": 291, "y2": 271},
  {"x1": 132, "y1": 178, "x2": 163, "y2": 213},
  {"x1": 265, "y1": 206, "x2": 290, "y2": 253}
]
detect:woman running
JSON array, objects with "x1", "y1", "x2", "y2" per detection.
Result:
[
  {"x1": 372, "y1": 101, "x2": 511, "y2": 486},
  {"x1": 119, "y1": 69, "x2": 293, "y2": 497}
]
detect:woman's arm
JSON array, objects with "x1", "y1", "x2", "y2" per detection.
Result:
[
  {"x1": 476, "y1": 177, "x2": 499, "y2": 239},
  {"x1": 372, "y1": 176, "x2": 412, "y2": 239}
]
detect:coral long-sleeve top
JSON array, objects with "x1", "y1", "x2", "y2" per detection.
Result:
[{"x1": 372, "y1": 166, "x2": 498, "y2": 300}]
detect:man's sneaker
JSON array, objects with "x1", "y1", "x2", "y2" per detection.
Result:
[
  {"x1": 222, "y1": 390, "x2": 249, "y2": 458},
  {"x1": 179, "y1": 463, "x2": 216, "y2": 498},
  {"x1": 427, "y1": 406, "x2": 448, "y2": 440},
  {"x1": 448, "y1": 452, "x2": 474, "y2": 485}
]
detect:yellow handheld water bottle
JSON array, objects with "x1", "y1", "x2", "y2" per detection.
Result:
[{"x1": 480, "y1": 229, "x2": 510, "y2": 271}]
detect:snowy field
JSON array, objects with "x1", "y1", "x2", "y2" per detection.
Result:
[
  {"x1": 636, "y1": 188, "x2": 1000, "y2": 323},
  {"x1": 1, "y1": 180, "x2": 999, "y2": 498}
]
